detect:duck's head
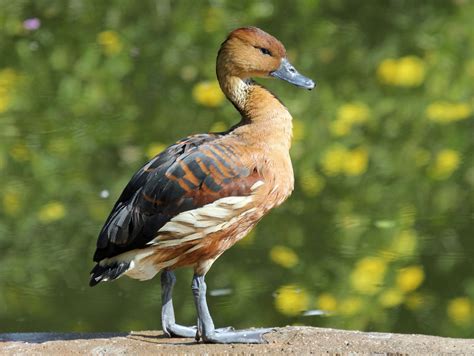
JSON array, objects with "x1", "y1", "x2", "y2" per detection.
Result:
[{"x1": 217, "y1": 27, "x2": 315, "y2": 90}]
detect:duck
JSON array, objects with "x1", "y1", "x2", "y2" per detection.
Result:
[{"x1": 90, "y1": 26, "x2": 315, "y2": 344}]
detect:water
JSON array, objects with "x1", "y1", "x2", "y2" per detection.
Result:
[{"x1": 1, "y1": 0, "x2": 473, "y2": 339}]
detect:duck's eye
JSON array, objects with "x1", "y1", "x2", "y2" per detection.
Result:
[{"x1": 258, "y1": 47, "x2": 272, "y2": 56}]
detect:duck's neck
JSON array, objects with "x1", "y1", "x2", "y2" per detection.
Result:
[{"x1": 218, "y1": 74, "x2": 293, "y2": 150}]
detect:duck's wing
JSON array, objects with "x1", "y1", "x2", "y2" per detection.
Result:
[{"x1": 93, "y1": 133, "x2": 262, "y2": 262}]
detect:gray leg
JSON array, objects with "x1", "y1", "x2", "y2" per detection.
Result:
[
  {"x1": 191, "y1": 274, "x2": 273, "y2": 344},
  {"x1": 161, "y1": 270, "x2": 197, "y2": 338}
]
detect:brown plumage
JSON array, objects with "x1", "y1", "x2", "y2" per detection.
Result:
[{"x1": 90, "y1": 26, "x2": 314, "y2": 344}]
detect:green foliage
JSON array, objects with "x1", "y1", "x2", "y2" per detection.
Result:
[{"x1": 1, "y1": 0, "x2": 473, "y2": 336}]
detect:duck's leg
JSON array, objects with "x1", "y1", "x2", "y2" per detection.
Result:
[
  {"x1": 191, "y1": 274, "x2": 273, "y2": 344},
  {"x1": 161, "y1": 269, "x2": 197, "y2": 338}
]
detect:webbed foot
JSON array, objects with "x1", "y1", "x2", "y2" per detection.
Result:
[{"x1": 200, "y1": 327, "x2": 273, "y2": 344}]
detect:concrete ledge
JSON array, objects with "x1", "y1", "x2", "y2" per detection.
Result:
[{"x1": 1, "y1": 327, "x2": 473, "y2": 354}]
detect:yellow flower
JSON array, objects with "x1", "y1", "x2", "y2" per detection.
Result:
[
  {"x1": 146, "y1": 143, "x2": 167, "y2": 159},
  {"x1": 377, "y1": 58, "x2": 398, "y2": 85},
  {"x1": 322, "y1": 146, "x2": 368, "y2": 176},
  {"x1": 430, "y1": 149, "x2": 460, "y2": 179},
  {"x1": 397, "y1": 56, "x2": 426, "y2": 86},
  {"x1": 350, "y1": 257, "x2": 387, "y2": 295},
  {"x1": 269, "y1": 245, "x2": 299, "y2": 268},
  {"x1": 377, "y1": 56, "x2": 426, "y2": 87},
  {"x1": 379, "y1": 288, "x2": 404, "y2": 308},
  {"x1": 192, "y1": 81, "x2": 224, "y2": 108},
  {"x1": 299, "y1": 169, "x2": 325, "y2": 197},
  {"x1": 343, "y1": 147, "x2": 369, "y2": 176},
  {"x1": 447, "y1": 297, "x2": 472, "y2": 325},
  {"x1": 321, "y1": 145, "x2": 348, "y2": 176},
  {"x1": 390, "y1": 229, "x2": 417, "y2": 258},
  {"x1": 209, "y1": 121, "x2": 227, "y2": 132},
  {"x1": 329, "y1": 119, "x2": 351, "y2": 137},
  {"x1": 338, "y1": 297, "x2": 363, "y2": 316},
  {"x1": 3, "y1": 191, "x2": 22, "y2": 216},
  {"x1": 274, "y1": 284, "x2": 310, "y2": 316},
  {"x1": 396, "y1": 265, "x2": 424, "y2": 292},
  {"x1": 317, "y1": 293, "x2": 337, "y2": 312},
  {"x1": 97, "y1": 30, "x2": 123, "y2": 56},
  {"x1": 330, "y1": 102, "x2": 370, "y2": 137},
  {"x1": 338, "y1": 102, "x2": 370, "y2": 124},
  {"x1": 38, "y1": 201, "x2": 66, "y2": 223},
  {"x1": 426, "y1": 102, "x2": 471, "y2": 123}
]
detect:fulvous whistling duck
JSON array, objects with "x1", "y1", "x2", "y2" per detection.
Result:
[{"x1": 90, "y1": 27, "x2": 314, "y2": 344}]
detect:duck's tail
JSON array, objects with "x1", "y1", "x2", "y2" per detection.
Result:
[{"x1": 89, "y1": 261, "x2": 131, "y2": 287}]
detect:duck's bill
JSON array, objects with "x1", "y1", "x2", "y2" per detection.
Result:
[{"x1": 270, "y1": 58, "x2": 315, "y2": 90}]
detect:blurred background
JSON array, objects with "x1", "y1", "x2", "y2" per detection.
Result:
[{"x1": 1, "y1": 0, "x2": 473, "y2": 338}]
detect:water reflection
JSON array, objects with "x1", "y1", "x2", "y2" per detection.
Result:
[{"x1": 1, "y1": 0, "x2": 474, "y2": 340}]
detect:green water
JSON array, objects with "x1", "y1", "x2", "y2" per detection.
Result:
[{"x1": 1, "y1": 1, "x2": 473, "y2": 338}]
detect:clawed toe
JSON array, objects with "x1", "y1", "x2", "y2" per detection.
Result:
[
  {"x1": 201, "y1": 327, "x2": 274, "y2": 344},
  {"x1": 164, "y1": 324, "x2": 197, "y2": 338},
  {"x1": 215, "y1": 326, "x2": 235, "y2": 333}
]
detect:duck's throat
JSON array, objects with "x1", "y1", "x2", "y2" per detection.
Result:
[
  {"x1": 218, "y1": 75, "x2": 251, "y2": 114},
  {"x1": 219, "y1": 75, "x2": 293, "y2": 148}
]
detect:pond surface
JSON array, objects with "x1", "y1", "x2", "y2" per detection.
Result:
[{"x1": 1, "y1": 1, "x2": 473, "y2": 338}]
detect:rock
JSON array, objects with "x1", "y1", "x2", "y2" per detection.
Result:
[{"x1": 0, "y1": 327, "x2": 472, "y2": 354}]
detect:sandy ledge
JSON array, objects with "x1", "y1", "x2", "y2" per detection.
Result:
[{"x1": 1, "y1": 326, "x2": 473, "y2": 355}]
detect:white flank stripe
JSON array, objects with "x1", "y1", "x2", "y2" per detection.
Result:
[
  {"x1": 99, "y1": 247, "x2": 159, "y2": 281},
  {"x1": 203, "y1": 207, "x2": 257, "y2": 235},
  {"x1": 148, "y1": 195, "x2": 255, "y2": 245},
  {"x1": 184, "y1": 243, "x2": 203, "y2": 254},
  {"x1": 218, "y1": 196, "x2": 252, "y2": 205},
  {"x1": 192, "y1": 219, "x2": 218, "y2": 228},
  {"x1": 198, "y1": 205, "x2": 232, "y2": 219},
  {"x1": 160, "y1": 256, "x2": 180, "y2": 268},
  {"x1": 202, "y1": 224, "x2": 223, "y2": 235},
  {"x1": 271, "y1": 184, "x2": 279, "y2": 193},
  {"x1": 250, "y1": 180, "x2": 264, "y2": 191},
  {"x1": 159, "y1": 221, "x2": 195, "y2": 234},
  {"x1": 171, "y1": 211, "x2": 197, "y2": 225},
  {"x1": 232, "y1": 199, "x2": 253, "y2": 209}
]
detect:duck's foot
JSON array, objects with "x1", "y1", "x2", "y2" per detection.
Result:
[
  {"x1": 164, "y1": 325, "x2": 234, "y2": 339},
  {"x1": 200, "y1": 327, "x2": 273, "y2": 344},
  {"x1": 161, "y1": 271, "x2": 237, "y2": 339},
  {"x1": 192, "y1": 273, "x2": 273, "y2": 344},
  {"x1": 163, "y1": 323, "x2": 197, "y2": 338}
]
